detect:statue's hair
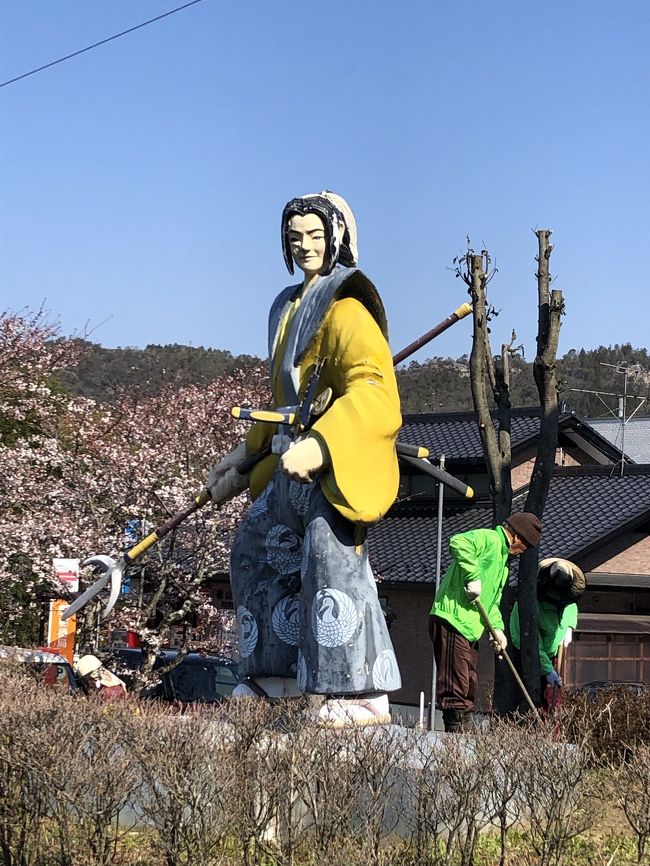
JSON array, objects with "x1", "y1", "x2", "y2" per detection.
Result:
[{"x1": 281, "y1": 191, "x2": 357, "y2": 276}]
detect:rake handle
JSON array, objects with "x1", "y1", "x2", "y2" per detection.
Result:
[{"x1": 474, "y1": 598, "x2": 541, "y2": 720}]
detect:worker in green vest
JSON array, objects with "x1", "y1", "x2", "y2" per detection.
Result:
[
  {"x1": 510, "y1": 557, "x2": 586, "y2": 713},
  {"x1": 428, "y1": 512, "x2": 543, "y2": 733}
]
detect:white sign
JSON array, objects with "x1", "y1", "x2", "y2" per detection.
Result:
[{"x1": 53, "y1": 558, "x2": 80, "y2": 593}]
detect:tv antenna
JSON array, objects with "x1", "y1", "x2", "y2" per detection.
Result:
[{"x1": 569, "y1": 361, "x2": 647, "y2": 476}]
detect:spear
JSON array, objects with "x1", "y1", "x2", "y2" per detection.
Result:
[{"x1": 392, "y1": 303, "x2": 471, "y2": 365}]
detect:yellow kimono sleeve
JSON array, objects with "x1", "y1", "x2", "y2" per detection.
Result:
[{"x1": 311, "y1": 296, "x2": 401, "y2": 524}]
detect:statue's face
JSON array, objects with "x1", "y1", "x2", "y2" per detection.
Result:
[{"x1": 287, "y1": 212, "x2": 327, "y2": 277}]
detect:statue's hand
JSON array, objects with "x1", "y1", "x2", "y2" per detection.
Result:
[
  {"x1": 207, "y1": 442, "x2": 249, "y2": 503},
  {"x1": 280, "y1": 436, "x2": 325, "y2": 483}
]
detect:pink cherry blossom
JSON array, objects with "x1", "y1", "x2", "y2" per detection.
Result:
[{"x1": 0, "y1": 308, "x2": 270, "y2": 656}]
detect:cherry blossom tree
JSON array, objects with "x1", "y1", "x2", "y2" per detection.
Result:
[{"x1": 0, "y1": 308, "x2": 270, "y2": 659}]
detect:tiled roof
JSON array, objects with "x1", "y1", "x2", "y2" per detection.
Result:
[
  {"x1": 399, "y1": 409, "x2": 542, "y2": 462},
  {"x1": 369, "y1": 465, "x2": 650, "y2": 585},
  {"x1": 587, "y1": 417, "x2": 650, "y2": 464},
  {"x1": 399, "y1": 408, "x2": 626, "y2": 464}
]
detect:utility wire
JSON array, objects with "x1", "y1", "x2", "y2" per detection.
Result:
[{"x1": 0, "y1": 0, "x2": 207, "y2": 89}]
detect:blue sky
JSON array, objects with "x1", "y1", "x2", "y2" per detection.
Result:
[{"x1": 1, "y1": 1, "x2": 648, "y2": 364}]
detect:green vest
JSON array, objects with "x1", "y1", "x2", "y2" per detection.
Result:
[
  {"x1": 431, "y1": 526, "x2": 509, "y2": 642},
  {"x1": 510, "y1": 599, "x2": 577, "y2": 674}
]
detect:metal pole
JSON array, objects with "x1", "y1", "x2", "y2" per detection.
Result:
[
  {"x1": 620, "y1": 367, "x2": 628, "y2": 477},
  {"x1": 430, "y1": 454, "x2": 445, "y2": 731}
]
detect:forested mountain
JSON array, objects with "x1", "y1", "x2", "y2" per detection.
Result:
[
  {"x1": 60, "y1": 340, "x2": 650, "y2": 418},
  {"x1": 58, "y1": 340, "x2": 261, "y2": 403},
  {"x1": 397, "y1": 344, "x2": 650, "y2": 416}
]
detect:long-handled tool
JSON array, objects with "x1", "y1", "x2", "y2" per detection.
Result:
[
  {"x1": 62, "y1": 489, "x2": 212, "y2": 621},
  {"x1": 474, "y1": 598, "x2": 541, "y2": 720},
  {"x1": 392, "y1": 303, "x2": 472, "y2": 365},
  {"x1": 63, "y1": 301, "x2": 474, "y2": 623}
]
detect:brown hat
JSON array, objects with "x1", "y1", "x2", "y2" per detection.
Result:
[{"x1": 505, "y1": 512, "x2": 542, "y2": 548}]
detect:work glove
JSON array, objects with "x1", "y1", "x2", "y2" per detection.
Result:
[
  {"x1": 464, "y1": 579, "x2": 481, "y2": 601},
  {"x1": 207, "y1": 442, "x2": 249, "y2": 504},
  {"x1": 280, "y1": 436, "x2": 325, "y2": 483},
  {"x1": 489, "y1": 629, "x2": 508, "y2": 653},
  {"x1": 546, "y1": 668, "x2": 562, "y2": 688}
]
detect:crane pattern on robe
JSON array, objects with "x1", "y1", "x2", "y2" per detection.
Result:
[{"x1": 230, "y1": 471, "x2": 401, "y2": 695}]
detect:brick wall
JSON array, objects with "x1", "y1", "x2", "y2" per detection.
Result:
[{"x1": 511, "y1": 446, "x2": 537, "y2": 491}]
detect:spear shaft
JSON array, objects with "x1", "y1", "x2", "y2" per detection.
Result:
[{"x1": 392, "y1": 303, "x2": 472, "y2": 366}]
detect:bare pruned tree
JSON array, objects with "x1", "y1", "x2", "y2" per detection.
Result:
[
  {"x1": 458, "y1": 249, "x2": 516, "y2": 525},
  {"x1": 461, "y1": 231, "x2": 564, "y2": 710},
  {"x1": 459, "y1": 247, "x2": 518, "y2": 714},
  {"x1": 517, "y1": 229, "x2": 565, "y2": 705}
]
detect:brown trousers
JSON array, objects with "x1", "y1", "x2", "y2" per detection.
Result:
[{"x1": 429, "y1": 615, "x2": 479, "y2": 713}]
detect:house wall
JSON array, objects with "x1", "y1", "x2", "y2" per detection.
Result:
[
  {"x1": 511, "y1": 443, "x2": 594, "y2": 490},
  {"x1": 580, "y1": 525, "x2": 650, "y2": 575},
  {"x1": 566, "y1": 633, "x2": 650, "y2": 685},
  {"x1": 580, "y1": 588, "x2": 639, "y2": 615},
  {"x1": 564, "y1": 526, "x2": 650, "y2": 684},
  {"x1": 377, "y1": 589, "x2": 431, "y2": 706},
  {"x1": 556, "y1": 443, "x2": 595, "y2": 467},
  {"x1": 511, "y1": 446, "x2": 537, "y2": 490}
]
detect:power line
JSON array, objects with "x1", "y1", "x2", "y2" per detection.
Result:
[{"x1": 0, "y1": 0, "x2": 208, "y2": 89}]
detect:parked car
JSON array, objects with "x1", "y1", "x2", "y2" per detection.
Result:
[
  {"x1": 0, "y1": 644, "x2": 78, "y2": 693},
  {"x1": 576, "y1": 680, "x2": 648, "y2": 700},
  {"x1": 111, "y1": 647, "x2": 238, "y2": 707}
]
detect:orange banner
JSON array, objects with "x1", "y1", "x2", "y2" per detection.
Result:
[{"x1": 47, "y1": 599, "x2": 76, "y2": 664}]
